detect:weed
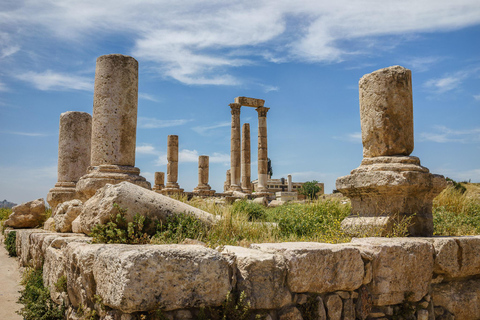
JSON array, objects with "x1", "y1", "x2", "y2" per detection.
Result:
[
  {"x1": 197, "y1": 291, "x2": 264, "y2": 320},
  {"x1": 54, "y1": 275, "x2": 67, "y2": 293},
  {"x1": 0, "y1": 208, "x2": 12, "y2": 232},
  {"x1": 231, "y1": 200, "x2": 265, "y2": 221},
  {"x1": 17, "y1": 267, "x2": 64, "y2": 320},
  {"x1": 297, "y1": 295, "x2": 319, "y2": 320},
  {"x1": 4, "y1": 230, "x2": 16, "y2": 257},
  {"x1": 152, "y1": 212, "x2": 210, "y2": 244}
]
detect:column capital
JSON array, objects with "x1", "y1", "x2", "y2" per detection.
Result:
[
  {"x1": 256, "y1": 106, "x2": 270, "y2": 117},
  {"x1": 229, "y1": 103, "x2": 241, "y2": 115}
]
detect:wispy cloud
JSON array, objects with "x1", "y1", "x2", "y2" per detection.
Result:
[
  {"x1": 155, "y1": 149, "x2": 229, "y2": 166},
  {"x1": 474, "y1": 94, "x2": 480, "y2": 101},
  {"x1": 15, "y1": 70, "x2": 93, "y2": 91},
  {"x1": 138, "y1": 117, "x2": 192, "y2": 129},
  {"x1": 139, "y1": 93, "x2": 160, "y2": 102},
  {"x1": 192, "y1": 121, "x2": 230, "y2": 135},
  {"x1": 0, "y1": 80, "x2": 7, "y2": 92},
  {"x1": 136, "y1": 144, "x2": 158, "y2": 155},
  {"x1": 419, "y1": 125, "x2": 480, "y2": 143},
  {"x1": 401, "y1": 56, "x2": 443, "y2": 72},
  {"x1": 2, "y1": 1, "x2": 480, "y2": 85},
  {"x1": 333, "y1": 132, "x2": 362, "y2": 143},
  {"x1": 2, "y1": 131, "x2": 48, "y2": 137},
  {"x1": 424, "y1": 67, "x2": 480, "y2": 94}
]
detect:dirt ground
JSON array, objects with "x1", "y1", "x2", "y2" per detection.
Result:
[{"x1": 0, "y1": 234, "x2": 23, "y2": 320}]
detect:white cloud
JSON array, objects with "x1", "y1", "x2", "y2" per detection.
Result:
[
  {"x1": 474, "y1": 94, "x2": 480, "y2": 101},
  {"x1": 155, "y1": 149, "x2": 229, "y2": 166},
  {"x1": 139, "y1": 93, "x2": 159, "y2": 102},
  {"x1": 419, "y1": 125, "x2": 480, "y2": 143},
  {"x1": 0, "y1": 80, "x2": 7, "y2": 92},
  {"x1": 136, "y1": 144, "x2": 158, "y2": 155},
  {"x1": 401, "y1": 56, "x2": 443, "y2": 72},
  {"x1": 333, "y1": 132, "x2": 362, "y2": 143},
  {"x1": 424, "y1": 66, "x2": 480, "y2": 94},
  {"x1": 2, "y1": 0, "x2": 480, "y2": 85},
  {"x1": 3, "y1": 131, "x2": 48, "y2": 137},
  {"x1": 15, "y1": 70, "x2": 93, "y2": 91},
  {"x1": 192, "y1": 121, "x2": 230, "y2": 135},
  {"x1": 138, "y1": 117, "x2": 192, "y2": 129}
]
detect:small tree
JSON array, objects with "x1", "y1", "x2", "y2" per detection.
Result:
[
  {"x1": 299, "y1": 180, "x2": 321, "y2": 200},
  {"x1": 267, "y1": 158, "x2": 273, "y2": 178}
]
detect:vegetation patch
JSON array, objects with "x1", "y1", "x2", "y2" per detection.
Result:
[
  {"x1": 152, "y1": 213, "x2": 210, "y2": 244},
  {"x1": 4, "y1": 230, "x2": 17, "y2": 257},
  {"x1": 17, "y1": 267, "x2": 64, "y2": 320}
]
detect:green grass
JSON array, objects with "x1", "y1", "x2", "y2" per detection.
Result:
[{"x1": 0, "y1": 208, "x2": 12, "y2": 233}]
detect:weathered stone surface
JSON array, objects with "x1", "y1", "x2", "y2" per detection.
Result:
[
  {"x1": 163, "y1": 135, "x2": 183, "y2": 193},
  {"x1": 234, "y1": 96, "x2": 265, "y2": 107},
  {"x1": 343, "y1": 298, "x2": 356, "y2": 320},
  {"x1": 193, "y1": 156, "x2": 215, "y2": 195},
  {"x1": 77, "y1": 181, "x2": 219, "y2": 234},
  {"x1": 153, "y1": 171, "x2": 165, "y2": 191},
  {"x1": 351, "y1": 238, "x2": 433, "y2": 306},
  {"x1": 256, "y1": 106, "x2": 270, "y2": 193},
  {"x1": 316, "y1": 296, "x2": 327, "y2": 320},
  {"x1": 222, "y1": 246, "x2": 291, "y2": 309},
  {"x1": 54, "y1": 200, "x2": 83, "y2": 232},
  {"x1": 5, "y1": 198, "x2": 46, "y2": 228},
  {"x1": 229, "y1": 103, "x2": 242, "y2": 192},
  {"x1": 93, "y1": 244, "x2": 232, "y2": 312},
  {"x1": 241, "y1": 123, "x2": 252, "y2": 193},
  {"x1": 278, "y1": 306, "x2": 303, "y2": 320},
  {"x1": 250, "y1": 242, "x2": 364, "y2": 293},
  {"x1": 359, "y1": 66, "x2": 413, "y2": 158},
  {"x1": 427, "y1": 236, "x2": 480, "y2": 279},
  {"x1": 432, "y1": 279, "x2": 480, "y2": 320},
  {"x1": 44, "y1": 217, "x2": 56, "y2": 231},
  {"x1": 47, "y1": 111, "x2": 92, "y2": 209},
  {"x1": 325, "y1": 294, "x2": 342, "y2": 320}
]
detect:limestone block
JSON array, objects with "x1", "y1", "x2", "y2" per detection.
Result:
[
  {"x1": 222, "y1": 246, "x2": 291, "y2": 309},
  {"x1": 250, "y1": 242, "x2": 364, "y2": 293},
  {"x1": 325, "y1": 294, "x2": 342, "y2": 320},
  {"x1": 432, "y1": 279, "x2": 480, "y2": 320},
  {"x1": 5, "y1": 198, "x2": 46, "y2": 228},
  {"x1": 234, "y1": 96, "x2": 265, "y2": 107},
  {"x1": 351, "y1": 238, "x2": 434, "y2": 306},
  {"x1": 44, "y1": 217, "x2": 56, "y2": 231},
  {"x1": 268, "y1": 199, "x2": 285, "y2": 208},
  {"x1": 77, "y1": 181, "x2": 219, "y2": 234},
  {"x1": 426, "y1": 236, "x2": 480, "y2": 279},
  {"x1": 316, "y1": 296, "x2": 327, "y2": 320},
  {"x1": 278, "y1": 306, "x2": 303, "y2": 320},
  {"x1": 359, "y1": 66, "x2": 413, "y2": 157},
  {"x1": 93, "y1": 244, "x2": 232, "y2": 312},
  {"x1": 54, "y1": 200, "x2": 83, "y2": 233},
  {"x1": 14, "y1": 229, "x2": 49, "y2": 267},
  {"x1": 343, "y1": 298, "x2": 355, "y2": 320}
]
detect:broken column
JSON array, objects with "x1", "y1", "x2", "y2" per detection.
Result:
[
  {"x1": 47, "y1": 111, "x2": 92, "y2": 209},
  {"x1": 76, "y1": 54, "x2": 150, "y2": 200},
  {"x1": 241, "y1": 123, "x2": 251, "y2": 193},
  {"x1": 256, "y1": 106, "x2": 270, "y2": 194},
  {"x1": 287, "y1": 174, "x2": 293, "y2": 192},
  {"x1": 193, "y1": 156, "x2": 215, "y2": 196},
  {"x1": 162, "y1": 135, "x2": 183, "y2": 195},
  {"x1": 336, "y1": 66, "x2": 446, "y2": 237},
  {"x1": 229, "y1": 103, "x2": 242, "y2": 192},
  {"x1": 224, "y1": 169, "x2": 231, "y2": 192},
  {"x1": 153, "y1": 172, "x2": 165, "y2": 192}
]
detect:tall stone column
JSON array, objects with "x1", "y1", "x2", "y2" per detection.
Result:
[
  {"x1": 193, "y1": 156, "x2": 215, "y2": 196},
  {"x1": 229, "y1": 103, "x2": 242, "y2": 192},
  {"x1": 162, "y1": 135, "x2": 183, "y2": 194},
  {"x1": 256, "y1": 106, "x2": 270, "y2": 193},
  {"x1": 47, "y1": 111, "x2": 92, "y2": 209},
  {"x1": 241, "y1": 123, "x2": 251, "y2": 193},
  {"x1": 76, "y1": 54, "x2": 150, "y2": 200},
  {"x1": 153, "y1": 172, "x2": 165, "y2": 192},
  {"x1": 224, "y1": 170, "x2": 231, "y2": 192},
  {"x1": 287, "y1": 174, "x2": 293, "y2": 192},
  {"x1": 336, "y1": 66, "x2": 446, "y2": 237}
]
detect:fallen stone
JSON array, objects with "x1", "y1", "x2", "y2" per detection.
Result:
[
  {"x1": 77, "y1": 181, "x2": 220, "y2": 234},
  {"x1": 351, "y1": 238, "x2": 433, "y2": 306},
  {"x1": 4, "y1": 198, "x2": 46, "y2": 228},
  {"x1": 43, "y1": 217, "x2": 56, "y2": 231},
  {"x1": 54, "y1": 199, "x2": 83, "y2": 233},
  {"x1": 432, "y1": 279, "x2": 480, "y2": 320},
  {"x1": 250, "y1": 242, "x2": 364, "y2": 293},
  {"x1": 222, "y1": 246, "x2": 291, "y2": 309}
]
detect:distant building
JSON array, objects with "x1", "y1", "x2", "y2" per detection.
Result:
[
  {"x1": 251, "y1": 178, "x2": 324, "y2": 197},
  {"x1": 0, "y1": 199, "x2": 17, "y2": 209}
]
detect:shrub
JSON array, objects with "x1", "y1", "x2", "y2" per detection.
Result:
[
  {"x1": 299, "y1": 181, "x2": 321, "y2": 200},
  {"x1": 17, "y1": 267, "x2": 64, "y2": 320},
  {"x1": 4, "y1": 230, "x2": 16, "y2": 257},
  {"x1": 231, "y1": 200, "x2": 265, "y2": 221},
  {"x1": 90, "y1": 204, "x2": 152, "y2": 244},
  {"x1": 0, "y1": 208, "x2": 12, "y2": 232},
  {"x1": 446, "y1": 177, "x2": 467, "y2": 194},
  {"x1": 152, "y1": 213, "x2": 210, "y2": 244}
]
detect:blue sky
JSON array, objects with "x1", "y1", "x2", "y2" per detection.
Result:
[{"x1": 1, "y1": 0, "x2": 479, "y2": 204}]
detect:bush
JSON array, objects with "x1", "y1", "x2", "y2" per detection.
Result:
[
  {"x1": 90, "y1": 204, "x2": 152, "y2": 244},
  {"x1": 4, "y1": 230, "x2": 16, "y2": 257},
  {"x1": 17, "y1": 267, "x2": 64, "y2": 320},
  {"x1": 446, "y1": 177, "x2": 467, "y2": 194},
  {"x1": 0, "y1": 208, "x2": 12, "y2": 232},
  {"x1": 153, "y1": 213, "x2": 210, "y2": 244},
  {"x1": 299, "y1": 181, "x2": 321, "y2": 200},
  {"x1": 231, "y1": 200, "x2": 265, "y2": 221}
]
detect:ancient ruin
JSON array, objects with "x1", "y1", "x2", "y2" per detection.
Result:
[
  {"x1": 223, "y1": 169, "x2": 231, "y2": 192},
  {"x1": 152, "y1": 172, "x2": 165, "y2": 192},
  {"x1": 241, "y1": 123, "x2": 252, "y2": 193},
  {"x1": 76, "y1": 54, "x2": 150, "y2": 200},
  {"x1": 336, "y1": 66, "x2": 447, "y2": 237},
  {"x1": 193, "y1": 156, "x2": 215, "y2": 196},
  {"x1": 161, "y1": 135, "x2": 184, "y2": 195},
  {"x1": 47, "y1": 111, "x2": 92, "y2": 209}
]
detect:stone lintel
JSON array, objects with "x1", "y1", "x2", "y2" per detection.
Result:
[{"x1": 234, "y1": 96, "x2": 265, "y2": 107}]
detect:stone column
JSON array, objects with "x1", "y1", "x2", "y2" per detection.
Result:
[
  {"x1": 162, "y1": 135, "x2": 183, "y2": 194},
  {"x1": 287, "y1": 175, "x2": 293, "y2": 192},
  {"x1": 229, "y1": 103, "x2": 242, "y2": 192},
  {"x1": 224, "y1": 169, "x2": 231, "y2": 192},
  {"x1": 76, "y1": 54, "x2": 150, "y2": 200},
  {"x1": 153, "y1": 172, "x2": 165, "y2": 192},
  {"x1": 241, "y1": 123, "x2": 251, "y2": 193},
  {"x1": 47, "y1": 111, "x2": 92, "y2": 209},
  {"x1": 336, "y1": 66, "x2": 446, "y2": 237},
  {"x1": 256, "y1": 106, "x2": 270, "y2": 193},
  {"x1": 193, "y1": 156, "x2": 215, "y2": 195}
]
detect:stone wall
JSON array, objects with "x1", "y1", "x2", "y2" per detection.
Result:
[{"x1": 10, "y1": 228, "x2": 480, "y2": 320}]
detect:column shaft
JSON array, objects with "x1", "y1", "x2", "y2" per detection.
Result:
[
  {"x1": 166, "y1": 135, "x2": 179, "y2": 188},
  {"x1": 256, "y1": 106, "x2": 270, "y2": 192},
  {"x1": 229, "y1": 103, "x2": 242, "y2": 191},
  {"x1": 241, "y1": 123, "x2": 251, "y2": 192}
]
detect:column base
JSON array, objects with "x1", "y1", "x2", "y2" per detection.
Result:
[
  {"x1": 193, "y1": 185, "x2": 215, "y2": 196},
  {"x1": 159, "y1": 188, "x2": 184, "y2": 196},
  {"x1": 76, "y1": 165, "x2": 151, "y2": 201},
  {"x1": 47, "y1": 182, "x2": 77, "y2": 209},
  {"x1": 229, "y1": 184, "x2": 243, "y2": 192},
  {"x1": 336, "y1": 156, "x2": 447, "y2": 237},
  {"x1": 153, "y1": 185, "x2": 164, "y2": 192}
]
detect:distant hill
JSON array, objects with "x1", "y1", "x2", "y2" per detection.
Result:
[{"x1": 0, "y1": 200, "x2": 17, "y2": 209}]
